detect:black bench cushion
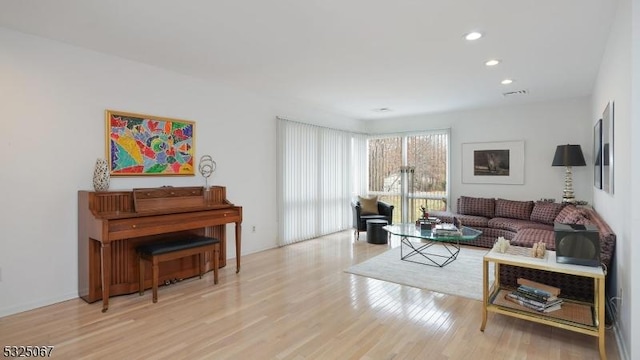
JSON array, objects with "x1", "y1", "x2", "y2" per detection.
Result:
[{"x1": 136, "y1": 236, "x2": 219, "y2": 256}]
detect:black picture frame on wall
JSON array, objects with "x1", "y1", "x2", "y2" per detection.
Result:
[
  {"x1": 602, "y1": 101, "x2": 614, "y2": 194},
  {"x1": 593, "y1": 119, "x2": 602, "y2": 189}
]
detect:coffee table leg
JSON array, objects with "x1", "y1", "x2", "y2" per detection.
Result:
[{"x1": 400, "y1": 236, "x2": 461, "y2": 267}]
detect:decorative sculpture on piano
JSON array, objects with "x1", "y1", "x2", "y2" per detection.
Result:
[
  {"x1": 92, "y1": 158, "x2": 110, "y2": 191},
  {"x1": 198, "y1": 155, "x2": 217, "y2": 189}
]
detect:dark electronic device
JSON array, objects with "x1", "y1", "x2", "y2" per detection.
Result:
[{"x1": 554, "y1": 223, "x2": 600, "y2": 267}]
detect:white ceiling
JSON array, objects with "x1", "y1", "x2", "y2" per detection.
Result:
[{"x1": 0, "y1": 0, "x2": 617, "y2": 120}]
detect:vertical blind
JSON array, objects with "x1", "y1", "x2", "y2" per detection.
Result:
[
  {"x1": 351, "y1": 133, "x2": 368, "y2": 198},
  {"x1": 277, "y1": 118, "x2": 365, "y2": 245}
]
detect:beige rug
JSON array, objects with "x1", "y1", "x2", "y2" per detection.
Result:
[{"x1": 345, "y1": 244, "x2": 493, "y2": 301}]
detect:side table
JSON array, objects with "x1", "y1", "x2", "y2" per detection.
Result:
[
  {"x1": 366, "y1": 219, "x2": 388, "y2": 244},
  {"x1": 480, "y1": 246, "x2": 606, "y2": 359}
]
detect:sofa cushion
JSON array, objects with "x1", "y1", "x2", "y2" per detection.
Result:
[
  {"x1": 511, "y1": 228, "x2": 556, "y2": 250},
  {"x1": 454, "y1": 215, "x2": 490, "y2": 228},
  {"x1": 488, "y1": 217, "x2": 554, "y2": 232},
  {"x1": 494, "y1": 198, "x2": 534, "y2": 220},
  {"x1": 464, "y1": 227, "x2": 516, "y2": 248},
  {"x1": 580, "y1": 207, "x2": 616, "y2": 265},
  {"x1": 530, "y1": 201, "x2": 566, "y2": 224},
  {"x1": 358, "y1": 195, "x2": 379, "y2": 215},
  {"x1": 458, "y1": 196, "x2": 495, "y2": 218},
  {"x1": 571, "y1": 215, "x2": 593, "y2": 225},
  {"x1": 554, "y1": 205, "x2": 590, "y2": 224},
  {"x1": 581, "y1": 208, "x2": 614, "y2": 238},
  {"x1": 428, "y1": 210, "x2": 453, "y2": 223},
  {"x1": 434, "y1": 212, "x2": 490, "y2": 228}
]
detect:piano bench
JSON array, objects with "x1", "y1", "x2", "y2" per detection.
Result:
[{"x1": 136, "y1": 236, "x2": 220, "y2": 303}]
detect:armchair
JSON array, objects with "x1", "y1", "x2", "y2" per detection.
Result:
[{"x1": 351, "y1": 200, "x2": 394, "y2": 240}]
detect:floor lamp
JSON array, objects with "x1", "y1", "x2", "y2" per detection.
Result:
[{"x1": 552, "y1": 144, "x2": 586, "y2": 204}]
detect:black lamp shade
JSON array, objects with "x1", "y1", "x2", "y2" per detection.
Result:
[{"x1": 552, "y1": 145, "x2": 586, "y2": 166}]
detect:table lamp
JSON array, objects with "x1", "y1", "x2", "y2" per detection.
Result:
[{"x1": 552, "y1": 144, "x2": 586, "y2": 203}]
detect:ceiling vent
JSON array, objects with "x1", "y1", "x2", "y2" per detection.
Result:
[{"x1": 503, "y1": 89, "x2": 528, "y2": 97}]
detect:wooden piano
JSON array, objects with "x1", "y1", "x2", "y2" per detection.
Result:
[{"x1": 78, "y1": 186, "x2": 242, "y2": 312}]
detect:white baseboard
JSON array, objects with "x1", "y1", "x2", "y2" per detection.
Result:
[
  {"x1": 0, "y1": 292, "x2": 78, "y2": 318},
  {"x1": 607, "y1": 298, "x2": 630, "y2": 360}
]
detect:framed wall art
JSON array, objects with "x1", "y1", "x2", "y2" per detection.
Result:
[
  {"x1": 462, "y1": 140, "x2": 525, "y2": 184},
  {"x1": 601, "y1": 101, "x2": 614, "y2": 194},
  {"x1": 105, "y1": 110, "x2": 195, "y2": 176},
  {"x1": 593, "y1": 119, "x2": 602, "y2": 189}
]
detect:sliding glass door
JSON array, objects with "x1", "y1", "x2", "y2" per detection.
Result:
[
  {"x1": 406, "y1": 132, "x2": 449, "y2": 221},
  {"x1": 368, "y1": 130, "x2": 449, "y2": 224}
]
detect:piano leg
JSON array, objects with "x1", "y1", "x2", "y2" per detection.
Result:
[
  {"x1": 100, "y1": 243, "x2": 111, "y2": 312},
  {"x1": 236, "y1": 222, "x2": 241, "y2": 273}
]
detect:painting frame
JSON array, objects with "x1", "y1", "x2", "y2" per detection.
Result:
[
  {"x1": 105, "y1": 109, "x2": 196, "y2": 176},
  {"x1": 593, "y1": 119, "x2": 602, "y2": 189},
  {"x1": 462, "y1": 140, "x2": 525, "y2": 184},
  {"x1": 602, "y1": 101, "x2": 614, "y2": 194}
]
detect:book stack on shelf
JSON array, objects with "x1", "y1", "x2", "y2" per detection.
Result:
[{"x1": 505, "y1": 278, "x2": 563, "y2": 313}]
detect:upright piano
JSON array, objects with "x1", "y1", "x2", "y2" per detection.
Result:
[{"x1": 78, "y1": 186, "x2": 242, "y2": 312}]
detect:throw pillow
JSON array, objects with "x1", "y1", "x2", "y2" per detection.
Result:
[
  {"x1": 494, "y1": 198, "x2": 534, "y2": 220},
  {"x1": 530, "y1": 201, "x2": 566, "y2": 224},
  {"x1": 457, "y1": 196, "x2": 495, "y2": 218},
  {"x1": 554, "y1": 205, "x2": 589, "y2": 224},
  {"x1": 358, "y1": 195, "x2": 379, "y2": 215},
  {"x1": 571, "y1": 214, "x2": 593, "y2": 225}
]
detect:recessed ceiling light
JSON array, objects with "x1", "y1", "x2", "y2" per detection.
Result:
[
  {"x1": 485, "y1": 59, "x2": 500, "y2": 66},
  {"x1": 501, "y1": 79, "x2": 514, "y2": 85},
  {"x1": 374, "y1": 107, "x2": 392, "y2": 113},
  {"x1": 464, "y1": 32, "x2": 482, "y2": 41}
]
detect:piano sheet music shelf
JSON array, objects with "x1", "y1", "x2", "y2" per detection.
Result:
[{"x1": 78, "y1": 186, "x2": 242, "y2": 312}]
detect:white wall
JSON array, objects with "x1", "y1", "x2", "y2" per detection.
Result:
[
  {"x1": 591, "y1": 0, "x2": 635, "y2": 358},
  {"x1": 365, "y1": 97, "x2": 593, "y2": 205},
  {"x1": 0, "y1": 27, "x2": 364, "y2": 317},
  {"x1": 630, "y1": 0, "x2": 640, "y2": 357}
]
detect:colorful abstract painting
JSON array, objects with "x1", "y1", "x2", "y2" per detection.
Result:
[{"x1": 106, "y1": 110, "x2": 195, "y2": 176}]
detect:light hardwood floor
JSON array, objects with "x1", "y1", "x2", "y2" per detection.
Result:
[{"x1": 0, "y1": 231, "x2": 620, "y2": 359}]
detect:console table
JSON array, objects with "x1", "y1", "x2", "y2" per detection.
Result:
[{"x1": 481, "y1": 247, "x2": 606, "y2": 359}]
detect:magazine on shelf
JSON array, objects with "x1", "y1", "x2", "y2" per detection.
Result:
[
  {"x1": 516, "y1": 286, "x2": 558, "y2": 302},
  {"x1": 505, "y1": 293, "x2": 563, "y2": 313},
  {"x1": 516, "y1": 278, "x2": 561, "y2": 296},
  {"x1": 509, "y1": 291, "x2": 563, "y2": 308}
]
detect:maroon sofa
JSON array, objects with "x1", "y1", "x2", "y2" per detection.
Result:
[{"x1": 430, "y1": 196, "x2": 616, "y2": 301}]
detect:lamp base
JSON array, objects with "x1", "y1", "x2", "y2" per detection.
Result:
[{"x1": 561, "y1": 166, "x2": 576, "y2": 204}]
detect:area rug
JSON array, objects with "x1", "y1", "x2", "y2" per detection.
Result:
[{"x1": 345, "y1": 245, "x2": 493, "y2": 301}]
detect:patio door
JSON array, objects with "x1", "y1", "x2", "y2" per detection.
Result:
[{"x1": 368, "y1": 130, "x2": 449, "y2": 224}]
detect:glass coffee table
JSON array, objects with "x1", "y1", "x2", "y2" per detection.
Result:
[{"x1": 383, "y1": 223, "x2": 482, "y2": 267}]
